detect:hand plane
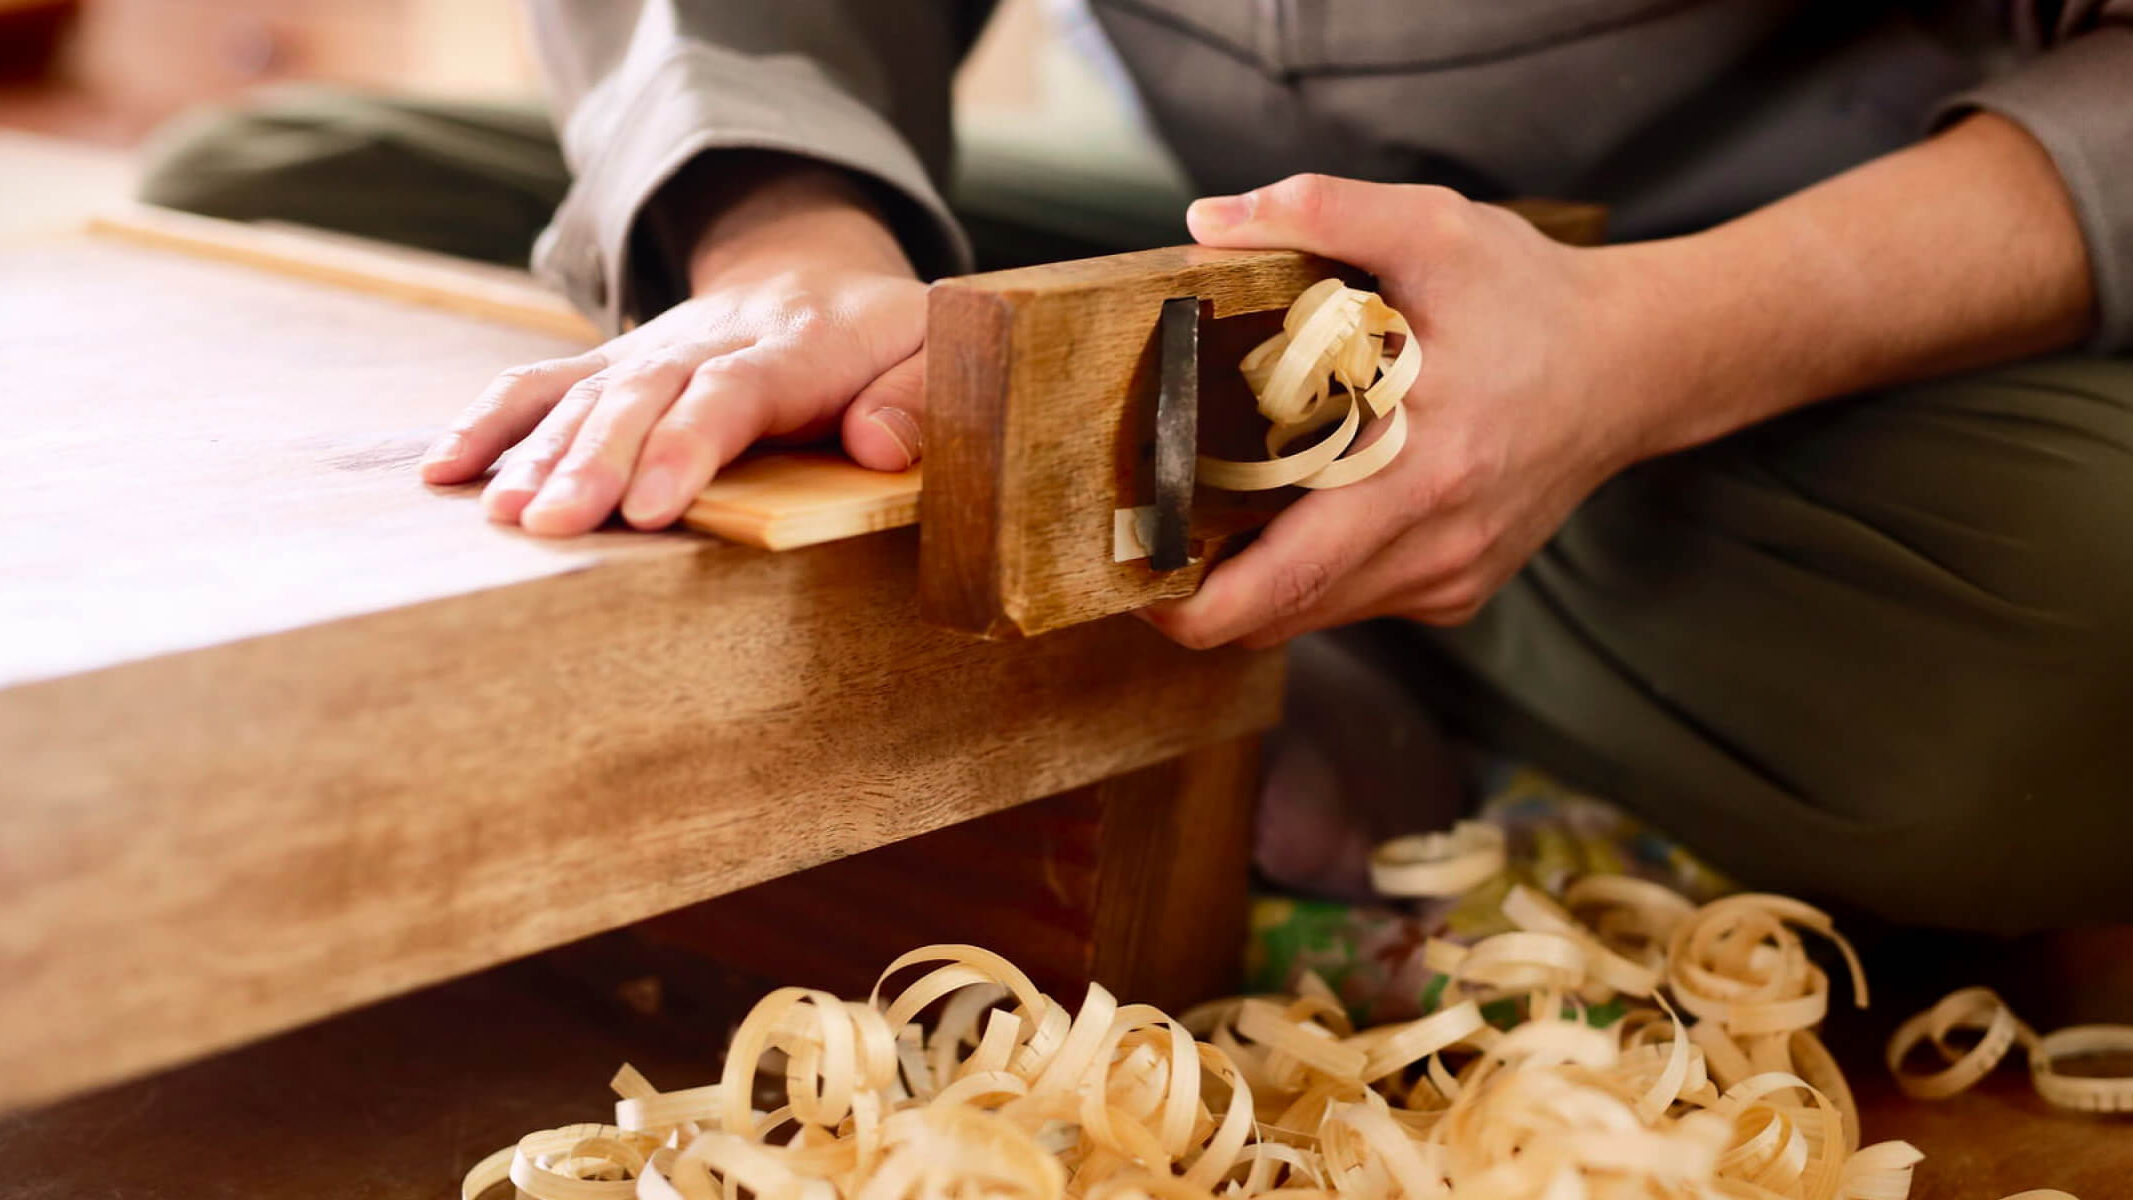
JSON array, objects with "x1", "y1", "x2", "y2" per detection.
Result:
[{"x1": 919, "y1": 245, "x2": 1359, "y2": 639}]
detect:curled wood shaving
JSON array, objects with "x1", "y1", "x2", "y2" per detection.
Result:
[
  {"x1": 1198, "y1": 279, "x2": 1417, "y2": 492},
  {"x1": 1886, "y1": 986, "x2": 2133, "y2": 1114},
  {"x1": 1369, "y1": 822, "x2": 1505, "y2": 899},
  {"x1": 463, "y1": 877, "x2": 2084, "y2": 1200}
]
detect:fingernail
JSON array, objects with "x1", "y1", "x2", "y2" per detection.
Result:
[
  {"x1": 868, "y1": 407, "x2": 922, "y2": 469},
  {"x1": 622, "y1": 465, "x2": 680, "y2": 526},
  {"x1": 1189, "y1": 194, "x2": 1252, "y2": 233},
  {"x1": 423, "y1": 432, "x2": 466, "y2": 465},
  {"x1": 486, "y1": 460, "x2": 537, "y2": 497},
  {"x1": 524, "y1": 473, "x2": 587, "y2": 520}
]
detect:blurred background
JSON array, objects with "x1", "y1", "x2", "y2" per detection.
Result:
[{"x1": 0, "y1": 0, "x2": 1194, "y2": 251}]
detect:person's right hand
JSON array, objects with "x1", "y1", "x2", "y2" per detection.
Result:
[{"x1": 419, "y1": 164, "x2": 929, "y2": 535}]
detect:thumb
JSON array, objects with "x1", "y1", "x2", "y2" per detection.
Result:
[
  {"x1": 1187, "y1": 173, "x2": 1458, "y2": 277},
  {"x1": 841, "y1": 350, "x2": 927, "y2": 471}
]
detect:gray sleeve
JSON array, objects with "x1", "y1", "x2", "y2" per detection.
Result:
[
  {"x1": 1936, "y1": 5, "x2": 2133, "y2": 352},
  {"x1": 523, "y1": 0, "x2": 988, "y2": 333}
]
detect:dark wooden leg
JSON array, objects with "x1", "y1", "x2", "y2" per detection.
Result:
[
  {"x1": 633, "y1": 735, "x2": 1262, "y2": 1011},
  {"x1": 1086, "y1": 735, "x2": 1258, "y2": 1012}
]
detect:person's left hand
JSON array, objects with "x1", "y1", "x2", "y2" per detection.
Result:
[{"x1": 1140, "y1": 174, "x2": 1678, "y2": 649}]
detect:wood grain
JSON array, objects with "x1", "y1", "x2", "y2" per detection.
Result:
[
  {"x1": 0, "y1": 517, "x2": 1281, "y2": 1114},
  {"x1": 0, "y1": 238, "x2": 1284, "y2": 1112},
  {"x1": 81, "y1": 211, "x2": 932, "y2": 555},
  {"x1": 921, "y1": 246, "x2": 1346, "y2": 637},
  {"x1": 1086, "y1": 735, "x2": 1258, "y2": 1011}
]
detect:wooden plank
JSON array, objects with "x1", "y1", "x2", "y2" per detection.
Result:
[
  {"x1": 0, "y1": 237, "x2": 633, "y2": 687},
  {"x1": 80, "y1": 210, "x2": 926, "y2": 555},
  {"x1": 684, "y1": 452, "x2": 921, "y2": 550},
  {"x1": 0, "y1": 237, "x2": 1286, "y2": 1111},
  {"x1": 87, "y1": 203, "x2": 603, "y2": 341},
  {"x1": 0, "y1": 237, "x2": 932, "y2": 690},
  {"x1": 632, "y1": 735, "x2": 1261, "y2": 1014},
  {"x1": 920, "y1": 246, "x2": 1345, "y2": 637}
]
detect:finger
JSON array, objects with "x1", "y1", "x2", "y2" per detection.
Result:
[
  {"x1": 1235, "y1": 519, "x2": 1479, "y2": 647},
  {"x1": 1141, "y1": 487, "x2": 1397, "y2": 650},
  {"x1": 482, "y1": 373, "x2": 603, "y2": 524},
  {"x1": 521, "y1": 353, "x2": 699, "y2": 536},
  {"x1": 1186, "y1": 173, "x2": 1468, "y2": 277},
  {"x1": 840, "y1": 351, "x2": 927, "y2": 471},
  {"x1": 616, "y1": 350, "x2": 786, "y2": 529},
  {"x1": 422, "y1": 352, "x2": 606, "y2": 484},
  {"x1": 1402, "y1": 567, "x2": 1502, "y2": 628}
]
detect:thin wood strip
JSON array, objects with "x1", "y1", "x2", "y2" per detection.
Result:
[
  {"x1": 86, "y1": 204, "x2": 602, "y2": 342},
  {"x1": 683, "y1": 453, "x2": 922, "y2": 551}
]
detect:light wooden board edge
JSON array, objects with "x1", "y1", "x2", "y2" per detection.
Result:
[
  {"x1": 684, "y1": 453, "x2": 922, "y2": 551},
  {"x1": 82, "y1": 206, "x2": 925, "y2": 552},
  {"x1": 86, "y1": 203, "x2": 602, "y2": 342}
]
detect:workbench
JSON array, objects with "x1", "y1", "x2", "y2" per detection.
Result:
[{"x1": 0, "y1": 225, "x2": 1281, "y2": 1186}]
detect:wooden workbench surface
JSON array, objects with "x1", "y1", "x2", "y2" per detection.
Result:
[
  {"x1": 0, "y1": 237, "x2": 672, "y2": 687},
  {"x1": 0, "y1": 237, "x2": 1282, "y2": 1114}
]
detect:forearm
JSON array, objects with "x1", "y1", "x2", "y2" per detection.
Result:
[{"x1": 1608, "y1": 112, "x2": 2096, "y2": 461}]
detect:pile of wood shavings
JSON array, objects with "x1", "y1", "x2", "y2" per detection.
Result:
[
  {"x1": 461, "y1": 845, "x2": 2092, "y2": 1200},
  {"x1": 1198, "y1": 278, "x2": 1418, "y2": 492}
]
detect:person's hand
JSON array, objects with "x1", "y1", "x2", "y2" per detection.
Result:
[
  {"x1": 420, "y1": 165, "x2": 928, "y2": 535},
  {"x1": 1142, "y1": 174, "x2": 1678, "y2": 649}
]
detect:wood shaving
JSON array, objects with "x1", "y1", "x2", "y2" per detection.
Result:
[
  {"x1": 1886, "y1": 986, "x2": 2133, "y2": 1115},
  {"x1": 464, "y1": 876, "x2": 2091, "y2": 1200},
  {"x1": 1198, "y1": 279, "x2": 1418, "y2": 492}
]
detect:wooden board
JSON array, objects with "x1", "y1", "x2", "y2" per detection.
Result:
[
  {"x1": 81, "y1": 207, "x2": 927, "y2": 553},
  {"x1": 684, "y1": 452, "x2": 922, "y2": 550},
  {"x1": 89, "y1": 203, "x2": 601, "y2": 341},
  {"x1": 0, "y1": 238, "x2": 1285, "y2": 1112}
]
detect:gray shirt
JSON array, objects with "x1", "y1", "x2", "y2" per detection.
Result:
[{"x1": 524, "y1": 0, "x2": 2133, "y2": 351}]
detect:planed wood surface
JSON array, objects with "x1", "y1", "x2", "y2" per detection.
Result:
[
  {"x1": 921, "y1": 246, "x2": 1348, "y2": 637},
  {"x1": 0, "y1": 237, "x2": 628, "y2": 687},
  {"x1": 0, "y1": 236, "x2": 1285, "y2": 1112},
  {"x1": 634, "y1": 736, "x2": 1260, "y2": 1015},
  {"x1": 79, "y1": 208, "x2": 928, "y2": 554}
]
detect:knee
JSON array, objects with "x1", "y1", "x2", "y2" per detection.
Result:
[
  {"x1": 136, "y1": 95, "x2": 342, "y2": 217},
  {"x1": 1877, "y1": 357, "x2": 2133, "y2": 628}
]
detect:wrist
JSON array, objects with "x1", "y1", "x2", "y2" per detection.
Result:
[
  {"x1": 1580, "y1": 231, "x2": 1811, "y2": 466},
  {"x1": 685, "y1": 158, "x2": 915, "y2": 293}
]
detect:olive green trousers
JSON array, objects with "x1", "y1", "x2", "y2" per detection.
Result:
[{"x1": 142, "y1": 89, "x2": 2133, "y2": 934}]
